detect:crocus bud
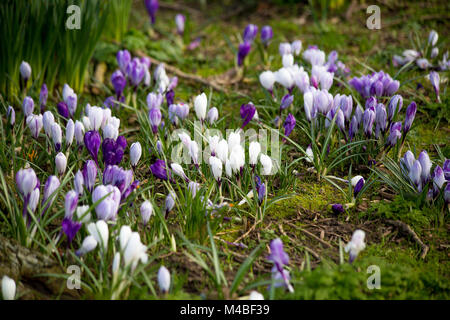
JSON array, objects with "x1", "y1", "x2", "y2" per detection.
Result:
[
  {"x1": 387, "y1": 122, "x2": 402, "y2": 147},
  {"x1": 418, "y1": 150, "x2": 432, "y2": 183},
  {"x1": 260, "y1": 154, "x2": 272, "y2": 175},
  {"x1": 260, "y1": 26, "x2": 273, "y2": 46},
  {"x1": 429, "y1": 71, "x2": 440, "y2": 102},
  {"x1": 432, "y1": 165, "x2": 445, "y2": 197},
  {"x1": 111, "y1": 70, "x2": 126, "y2": 98},
  {"x1": 280, "y1": 94, "x2": 294, "y2": 111},
  {"x1": 194, "y1": 92, "x2": 207, "y2": 122},
  {"x1": 7, "y1": 106, "x2": 15, "y2": 126},
  {"x1": 175, "y1": 14, "x2": 185, "y2": 35},
  {"x1": 23, "y1": 96, "x2": 34, "y2": 117},
  {"x1": 403, "y1": 102, "x2": 417, "y2": 133},
  {"x1": 151, "y1": 159, "x2": 168, "y2": 180},
  {"x1": 76, "y1": 235, "x2": 98, "y2": 256},
  {"x1": 331, "y1": 204, "x2": 344, "y2": 214},
  {"x1": 158, "y1": 266, "x2": 171, "y2": 293},
  {"x1": 353, "y1": 177, "x2": 364, "y2": 197},
  {"x1": 2, "y1": 276, "x2": 16, "y2": 300},
  {"x1": 282, "y1": 53, "x2": 294, "y2": 68},
  {"x1": 62, "y1": 218, "x2": 81, "y2": 243},
  {"x1": 145, "y1": 0, "x2": 159, "y2": 24},
  {"x1": 39, "y1": 84, "x2": 48, "y2": 113},
  {"x1": 291, "y1": 40, "x2": 302, "y2": 55},
  {"x1": 43, "y1": 111, "x2": 54, "y2": 137},
  {"x1": 51, "y1": 122, "x2": 62, "y2": 151},
  {"x1": 126, "y1": 58, "x2": 146, "y2": 88},
  {"x1": 82, "y1": 160, "x2": 97, "y2": 193},
  {"x1": 249, "y1": 291, "x2": 264, "y2": 300},
  {"x1": 74, "y1": 120, "x2": 85, "y2": 146},
  {"x1": 76, "y1": 205, "x2": 91, "y2": 224},
  {"x1": 149, "y1": 107, "x2": 162, "y2": 134},
  {"x1": 409, "y1": 160, "x2": 422, "y2": 191},
  {"x1": 209, "y1": 156, "x2": 222, "y2": 183},
  {"x1": 26, "y1": 114, "x2": 43, "y2": 139},
  {"x1": 171, "y1": 163, "x2": 188, "y2": 181},
  {"x1": 92, "y1": 185, "x2": 121, "y2": 221},
  {"x1": 20, "y1": 61, "x2": 31, "y2": 82},
  {"x1": 243, "y1": 24, "x2": 258, "y2": 43},
  {"x1": 16, "y1": 168, "x2": 38, "y2": 198},
  {"x1": 55, "y1": 152, "x2": 67, "y2": 175},
  {"x1": 140, "y1": 200, "x2": 153, "y2": 225},
  {"x1": 207, "y1": 107, "x2": 219, "y2": 125},
  {"x1": 279, "y1": 42, "x2": 291, "y2": 56},
  {"x1": 240, "y1": 103, "x2": 256, "y2": 128},
  {"x1": 259, "y1": 71, "x2": 275, "y2": 94},
  {"x1": 249, "y1": 141, "x2": 261, "y2": 166},
  {"x1": 66, "y1": 119, "x2": 75, "y2": 146},
  {"x1": 64, "y1": 190, "x2": 78, "y2": 219},
  {"x1": 42, "y1": 175, "x2": 60, "y2": 212},
  {"x1": 283, "y1": 113, "x2": 296, "y2": 138},
  {"x1": 188, "y1": 181, "x2": 200, "y2": 198},
  {"x1": 237, "y1": 42, "x2": 251, "y2": 67},
  {"x1": 387, "y1": 94, "x2": 403, "y2": 121},
  {"x1": 165, "y1": 192, "x2": 176, "y2": 215},
  {"x1": 130, "y1": 142, "x2": 142, "y2": 168},
  {"x1": 401, "y1": 150, "x2": 415, "y2": 171},
  {"x1": 428, "y1": 30, "x2": 438, "y2": 46},
  {"x1": 445, "y1": 184, "x2": 450, "y2": 205},
  {"x1": 443, "y1": 159, "x2": 450, "y2": 180},
  {"x1": 117, "y1": 50, "x2": 131, "y2": 74},
  {"x1": 344, "y1": 230, "x2": 366, "y2": 263},
  {"x1": 88, "y1": 106, "x2": 104, "y2": 131},
  {"x1": 363, "y1": 108, "x2": 375, "y2": 137},
  {"x1": 274, "y1": 68, "x2": 294, "y2": 90},
  {"x1": 74, "y1": 170, "x2": 84, "y2": 195},
  {"x1": 431, "y1": 47, "x2": 439, "y2": 59},
  {"x1": 375, "y1": 103, "x2": 387, "y2": 133}
]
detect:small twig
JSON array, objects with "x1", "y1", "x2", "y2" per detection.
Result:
[
  {"x1": 285, "y1": 221, "x2": 333, "y2": 248},
  {"x1": 278, "y1": 225, "x2": 320, "y2": 260},
  {"x1": 234, "y1": 218, "x2": 261, "y2": 243},
  {"x1": 386, "y1": 220, "x2": 429, "y2": 259}
]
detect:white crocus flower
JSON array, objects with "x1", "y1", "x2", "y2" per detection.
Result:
[
  {"x1": 209, "y1": 156, "x2": 223, "y2": 183},
  {"x1": 2, "y1": 276, "x2": 16, "y2": 300},
  {"x1": 260, "y1": 154, "x2": 272, "y2": 175},
  {"x1": 249, "y1": 141, "x2": 261, "y2": 166},
  {"x1": 87, "y1": 220, "x2": 109, "y2": 251},
  {"x1": 194, "y1": 92, "x2": 207, "y2": 121},
  {"x1": 344, "y1": 229, "x2": 366, "y2": 263},
  {"x1": 158, "y1": 266, "x2": 171, "y2": 293}
]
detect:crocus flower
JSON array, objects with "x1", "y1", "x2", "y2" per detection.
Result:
[
  {"x1": 431, "y1": 47, "x2": 439, "y2": 59},
  {"x1": 240, "y1": 102, "x2": 256, "y2": 128},
  {"x1": 291, "y1": 40, "x2": 302, "y2": 55},
  {"x1": 127, "y1": 58, "x2": 146, "y2": 88},
  {"x1": 354, "y1": 177, "x2": 365, "y2": 197},
  {"x1": 428, "y1": 30, "x2": 438, "y2": 46},
  {"x1": 16, "y1": 168, "x2": 38, "y2": 200},
  {"x1": 66, "y1": 119, "x2": 75, "y2": 147},
  {"x1": 207, "y1": 107, "x2": 219, "y2": 125},
  {"x1": 283, "y1": 113, "x2": 296, "y2": 139},
  {"x1": 84, "y1": 130, "x2": 101, "y2": 164},
  {"x1": 409, "y1": 160, "x2": 422, "y2": 191},
  {"x1": 243, "y1": 24, "x2": 258, "y2": 43},
  {"x1": 23, "y1": 96, "x2": 34, "y2": 117},
  {"x1": 140, "y1": 200, "x2": 153, "y2": 225},
  {"x1": 76, "y1": 235, "x2": 98, "y2": 256},
  {"x1": 111, "y1": 70, "x2": 126, "y2": 99},
  {"x1": 87, "y1": 220, "x2": 109, "y2": 251},
  {"x1": 237, "y1": 42, "x2": 251, "y2": 67},
  {"x1": 20, "y1": 61, "x2": 31, "y2": 83},
  {"x1": 344, "y1": 230, "x2": 366, "y2": 263},
  {"x1": 130, "y1": 142, "x2": 142, "y2": 168},
  {"x1": 432, "y1": 166, "x2": 445, "y2": 197},
  {"x1": 121, "y1": 229, "x2": 148, "y2": 270},
  {"x1": 387, "y1": 122, "x2": 402, "y2": 147},
  {"x1": 260, "y1": 26, "x2": 273, "y2": 46},
  {"x1": 64, "y1": 190, "x2": 78, "y2": 219},
  {"x1": 280, "y1": 94, "x2": 294, "y2": 111},
  {"x1": 145, "y1": 0, "x2": 159, "y2": 24},
  {"x1": 175, "y1": 14, "x2": 185, "y2": 35},
  {"x1": 387, "y1": 94, "x2": 403, "y2": 121},
  {"x1": 164, "y1": 192, "x2": 176, "y2": 217},
  {"x1": 331, "y1": 203, "x2": 344, "y2": 214},
  {"x1": 150, "y1": 159, "x2": 168, "y2": 180},
  {"x1": 26, "y1": 114, "x2": 43, "y2": 139},
  {"x1": 249, "y1": 291, "x2": 264, "y2": 300},
  {"x1": 158, "y1": 266, "x2": 171, "y2": 293},
  {"x1": 2, "y1": 276, "x2": 16, "y2": 300},
  {"x1": 117, "y1": 50, "x2": 131, "y2": 74},
  {"x1": 57, "y1": 101, "x2": 69, "y2": 119},
  {"x1": 194, "y1": 92, "x2": 207, "y2": 122},
  {"x1": 209, "y1": 156, "x2": 222, "y2": 184},
  {"x1": 363, "y1": 107, "x2": 375, "y2": 137},
  {"x1": 74, "y1": 170, "x2": 84, "y2": 195},
  {"x1": 51, "y1": 122, "x2": 62, "y2": 151},
  {"x1": 443, "y1": 159, "x2": 450, "y2": 180},
  {"x1": 63, "y1": 85, "x2": 77, "y2": 116},
  {"x1": 260, "y1": 154, "x2": 272, "y2": 175},
  {"x1": 274, "y1": 68, "x2": 294, "y2": 91},
  {"x1": 7, "y1": 106, "x2": 15, "y2": 126},
  {"x1": 259, "y1": 71, "x2": 275, "y2": 95},
  {"x1": 102, "y1": 136, "x2": 126, "y2": 166},
  {"x1": 249, "y1": 141, "x2": 261, "y2": 167},
  {"x1": 39, "y1": 84, "x2": 48, "y2": 113},
  {"x1": 92, "y1": 185, "x2": 121, "y2": 221},
  {"x1": 74, "y1": 121, "x2": 85, "y2": 146},
  {"x1": 149, "y1": 107, "x2": 162, "y2": 134},
  {"x1": 375, "y1": 103, "x2": 387, "y2": 136},
  {"x1": 82, "y1": 160, "x2": 97, "y2": 193},
  {"x1": 429, "y1": 71, "x2": 440, "y2": 102},
  {"x1": 55, "y1": 152, "x2": 67, "y2": 175},
  {"x1": 401, "y1": 150, "x2": 415, "y2": 173},
  {"x1": 418, "y1": 150, "x2": 432, "y2": 183},
  {"x1": 254, "y1": 175, "x2": 265, "y2": 204},
  {"x1": 268, "y1": 238, "x2": 293, "y2": 292},
  {"x1": 42, "y1": 175, "x2": 60, "y2": 213},
  {"x1": 171, "y1": 163, "x2": 188, "y2": 181},
  {"x1": 42, "y1": 111, "x2": 55, "y2": 138},
  {"x1": 279, "y1": 43, "x2": 291, "y2": 56},
  {"x1": 62, "y1": 218, "x2": 81, "y2": 244},
  {"x1": 403, "y1": 102, "x2": 417, "y2": 133}
]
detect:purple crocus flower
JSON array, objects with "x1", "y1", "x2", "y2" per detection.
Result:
[
  {"x1": 175, "y1": 14, "x2": 185, "y2": 35},
  {"x1": 237, "y1": 42, "x2": 251, "y2": 67},
  {"x1": 149, "y1": 107, "x2": 162, "y2": 134},
  {"x1": 387, "y1": 94, "x2": 403, "y2": 121},
  {"x1": 349, "y1": 115, "x2": 359, "y2": 141},
  {"x1": 111, "y1": 70, "x2": 126, "y2": 99},
  {"x1": 82, "y1": 160, "x2": 98, "y2": 193},
  {"x1": 57, "y1": 101, "x2": 70, "y2": 119},
  {"x1": 84, "y1": 130, "x2": 101, "y2": 165},
  {"x1": 418, "y1": 150, "x2": 432, "y2": 184},
  {"x1": 187, "y1": 37, "x2": 201, "y2": 50},
  {"x1": 240, "y1": 102, "x2": 256, "y2": 128},
  {"x1": 354, "y1": 178, "x2": 364, "y2": 197},
  {"x1": 375, "y1": 103, "x2": 387, "y2": 137},
  {"x1": 409, "y1": 160, "x2": 422, "y2": 191},
  {"x1": 432, "y1": 165, "x2": 445, "y2": 197},
  {"x1": 64, "y1": 190, "x2": 78, "y2": 219},
  {"x1": 443, "y1": 159, "x2": 450, "y2": 180},
  {"x1": 363, "y1": 107, "x2": 375, "y2": 137},
  {"x1": 260, "y1": 25, "x2": 273, "y2": 46},
  {"x1": 254, "y1": 175, "x2": 265, "y2": 204},
  {"x1": 403, "y1": 102, "x2": 417, "y2": 133},
  {"x1": 365, "y1": 97, "x2": 377, "y2": 110},
  {"x1": 102, "y1": 136, "x2": 126, "y2": 166},
  {"x1": 126, "y1": 58, "x2": 146, "y2": 88},
  {"x1": 283, "y1": 113, "x2": 296, "y2": 139},
  {"x1": 280, "y1": 94, "x2": 294, "y2": 111},
  {"x1": 39, "y1": 84, "x2": 48, "y2": 113},
  {"x1": 387, "y1": 122, "x2": 402, "y2": 147},
  {"x1": 243, "y1": 24, "x2": 258, "y2": 43},
  {"x1": 145, "y1": 0, "x2": 159, "y2": 24},
  {"x1": 62, "y1": 218, "x2": 81, "y2": 243},
  {"x1": 331, "y1": 203, "x2": 344, "y2": 214},
  {"x1": 150, "y1": 159, "x2": 168, "y2": 180},
  {"x1": 166, "y1": 89, "x2": 175, "y2": 106},
  {"x1": 120, "y1": 180, "x2": 140, "y2": 202},
  {"x1": 117, "y1": 50, "x2": 131, "y2": 74},
  {"x1": 42, "y1": 175, "x2": 60, "y2": 214},
  {"x1": 268, "y1": 238, "x2": 293, "y2": 292},
  {"x1": 445, "y1": 184, "x2": 450, "y2": 205}
]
